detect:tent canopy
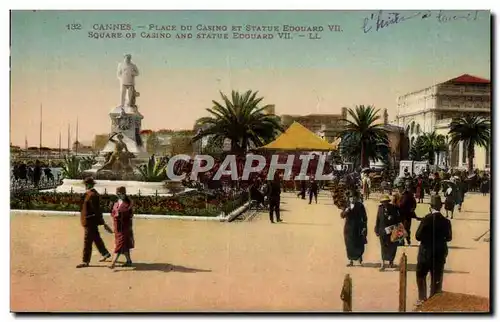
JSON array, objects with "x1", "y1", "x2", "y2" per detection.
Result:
[{"x1": 259, "y1": 121, "x2": 334, "y2": 151}]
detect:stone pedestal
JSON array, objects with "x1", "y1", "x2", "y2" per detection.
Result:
[
  {"x1": 90, "y1": 105, "x2": 149, "y2": 172},
  {"x1": 102, "y1": 105, "x2": 148, "y2": 158}
]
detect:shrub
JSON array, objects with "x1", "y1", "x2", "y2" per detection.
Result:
[{"x1": 10, "y1": 190, "x2": 248, "y2": 217}]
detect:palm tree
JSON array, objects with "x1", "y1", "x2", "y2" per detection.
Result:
[
  {"x1": 192, "y1": 90, "x2": 283, "y2": 154},
  {"x1": 418, "y1": 131, "x2": 447, "y2": 165},
  {"x1": 339, "y1": 105, "x2": 389, "y2": 168},
  {"x1": 448, "y1": 116, "x2": 490, "y2": 174}
]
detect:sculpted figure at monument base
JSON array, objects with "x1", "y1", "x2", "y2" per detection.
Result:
[{"x1": 97, "y1": 133, "x2": 134, "y2": 174}]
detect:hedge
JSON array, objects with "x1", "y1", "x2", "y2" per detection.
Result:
[{"x1": 10, "y1": 190, "x2": 249, "y2": 217}]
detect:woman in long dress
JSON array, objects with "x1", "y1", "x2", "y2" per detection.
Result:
[
  {"x1": 480, "y1": 175, "x2": 489, "y2": 196},
  {"x1": 415, "y1": 175, "x2": 425, "y2": 203},
  {"x1": 444, "y1": 183, "x2": 455, "y2": 219},
  {"x1": 362, "y1": 174, "x2": 371, "y2": 200},
  {"x1": 375, "y1": 195, "x2": 402, "y2": 271},
  {"x1": 341, "y1": 191, "x2": 368, "y2": 267},
  {"x1": 109, "y1": 186, "x2": 135, "y2": 268}
]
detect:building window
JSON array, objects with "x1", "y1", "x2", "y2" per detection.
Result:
[
  {"x1": 416, "y1": 124, "x2": 420, "y2": 134},
  {"x1": 411, "y1": 137, "x2": 415, "y2": 146}
]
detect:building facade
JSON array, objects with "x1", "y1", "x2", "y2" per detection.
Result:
[
  {"x1": 280, "y1": 107, "x2": 348, "y2": 142},
  {"x1": 396, "y1": 74, "x2": 491, "y2": 170}
]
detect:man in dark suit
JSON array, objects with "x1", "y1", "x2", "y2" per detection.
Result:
[
  {"x1": 415, "y1": 195, "x2": 452, "y2": 304},
  {"x1": 308, "y1": 177, "x2": 319, "y2": 204},
  {"x1": 400, "y1": 182, "x2": 418, "y2": 245},
  {"x1": 76, "y1": 177, "x2": 112, "y2": 268},
  {"x1": 267, "y1": 173, "x2": 282, "y2": 224}
]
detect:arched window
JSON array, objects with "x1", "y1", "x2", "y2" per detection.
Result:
[
  {"x1": 416, "y1": 124, "x2": 421, "y2": 134},
  {"x1": 411, "y1": 136, "x2": 415, "y2": 146},
  {"x1": 405, "y1": 125, "x2": 410, "y2": 136}
]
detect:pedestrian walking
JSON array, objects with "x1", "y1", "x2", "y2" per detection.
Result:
[
  {"x1": 76, "y1": 177, "x2": 113, "y2": 268},
  {"x1": 341, "y1": 190, "x2": 367, "y2": 267},
  {"x1": 308, "y1": 177, "x2": 318, "y2": 204},
  {"x1": 375, "y1": 195, "x2": 402, "y2": 271},
  {"x1": 267, "y1": 173, "x2": 282, "y2": 224},
  {"x1": 415, "y1": 195, "x2": 452, "y2": 305},
  {"x1": 400, "y1": 183, "x2": 418, "y2": 245}
]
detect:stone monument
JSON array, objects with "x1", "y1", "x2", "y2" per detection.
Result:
[
  {"x1": 101, "y1": 54, "x2": 146, "y2": 158},
  {"x1": 55, "y1": 54, "x2": 191, "y2": 196},
  {"x1": 85, "y1": 54, "x2": 148, "y2": 176}
]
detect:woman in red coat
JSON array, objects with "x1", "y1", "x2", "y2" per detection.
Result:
[
  {"x1": 109, "y1": 186, "x2": 135, "y2": 268},
  {"x1": 415, "y1": 175, "x2": 425, "y2": 203}
]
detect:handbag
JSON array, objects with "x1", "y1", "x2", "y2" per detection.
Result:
[{"x1": 390, "y1": 223, "x2": 408, "y2": 243}]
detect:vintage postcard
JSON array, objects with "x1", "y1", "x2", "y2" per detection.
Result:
[{"x1": 10, "y1": 10, "x2": 491, "y2": 313}]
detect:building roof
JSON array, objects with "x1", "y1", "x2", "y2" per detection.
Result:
[
  {"x1": 398, "y1": 74, "x2": 490, "y2": 100},
  {"x1": 259, "y1": 121, "x2": 334, "y2": 151},
  {"x1": 444, "y1": 74, "x2": 490, "y2": 84}
]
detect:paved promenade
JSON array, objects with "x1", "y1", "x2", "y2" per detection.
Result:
[{"x1": 11, "y1": 191, "x2": 490, "y2": 312}]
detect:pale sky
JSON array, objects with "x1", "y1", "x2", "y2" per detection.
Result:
[{"x1": 10, "y1": 10, "x2": 490, "y2": 147}]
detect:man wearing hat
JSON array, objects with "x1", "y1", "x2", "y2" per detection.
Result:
[
  {"x1": 415, "y1": 195, "x2": 452, "y2": 304},
  {"x1": 76, "y1": 177, "x2": 112, "y2": 268},
  {"x1": 400, "y1": 182, "x2": 418, "y2": 245},
  {"x1": 374, "y1": 194, "x2": 402, "y2": 271},
  {"x1": 266, "y1": 172, "x2": 283, "y2": 223}
]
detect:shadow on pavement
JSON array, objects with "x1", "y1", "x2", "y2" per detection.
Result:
[
  {"x1": 452, "y1": 218, "x2": 489, "y2": 222},
  {"x1": 462, "y1": 210, "x2": 489, "y2": 214},
  {"x1": 406, "y1": 263, "x2": 469, "y2": 274},
  {"x1": 355, "y1": 262, "x2": 398, "y2": 271},
  {"x1": 354, "y1": 262, "x2": 469, "y2": 274},
  {"x1": 114, "y1": 263, "x2": 212, "y2": 273},
  {"x1": 406, "y1": 245, "x2": 474, "y2": 250},
  {"x1": 279, "y1": 222, "x2": 330, "y2": 226}
]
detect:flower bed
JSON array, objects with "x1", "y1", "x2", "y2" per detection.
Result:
[{"x1": 10, "y1": 190, "x2": 249, "y2": 217}]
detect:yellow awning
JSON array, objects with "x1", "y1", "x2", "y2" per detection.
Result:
[{"x1": 260, "y1": 122, "x2": 334, "y2": 151}]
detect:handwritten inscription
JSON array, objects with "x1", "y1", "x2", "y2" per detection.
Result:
[
  {"x1": 362, "y1": 10, "x2": 480, "y2": 33},
  {"x1": 65, "y1": 23, "x2": 343, "y2": 40}
]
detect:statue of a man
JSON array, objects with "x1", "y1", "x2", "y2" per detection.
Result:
[{"x1": 117, "y1": 54, "x2": 139, "y2": 107}]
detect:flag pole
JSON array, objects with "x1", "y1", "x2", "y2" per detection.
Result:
[
  {"x1": 67, "y1": 123, "x2": 71, "y2": 155},
  {"x1": 59, "y1": 131, "x2": 62, "y2": 157},
  {"x1": 75, "y1": 116, "x2": 79, "y2": 155},
  {"x1": 39, "y1": 103, "x2": 42, "y2": 156}
]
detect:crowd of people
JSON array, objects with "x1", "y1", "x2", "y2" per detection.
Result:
[
  {"x1": 338, "y1": 166, "x2": 489, "y2": 306},
  {"x1": 72, "y1": 157, "x2": 489, "y2": 307},
  {"x1": 11, "y1": 160, "x2": 58, "y2": 190}
]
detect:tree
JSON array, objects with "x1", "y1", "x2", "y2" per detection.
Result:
[
  {"x1": 339, "y1": 132, "x2": 390, "y2": 168},
  {"x1": 409, "y1": 132, "x2": 447, "y2": 164},
  {"x1": 203, "y1": 135, "x2": 225, "y2": 157},
  {"x1": 339, "y1": 105, "x2": 389, "y2": 168},
  {"x1": 146, "y1": 132, "x2": 160, "y2": 155},
  {"x1": 169, "y1": 134, "x2": 194, "y2": 156},
  {"x1": 409, "y1": 136, "x2": 427, "y2": 161},
  {"x1": 448, "y1": 116, "x2": 490, "y2": 174},
  {"x1": 192, "y1": 90, "x2": 283, "y2": 154}
]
